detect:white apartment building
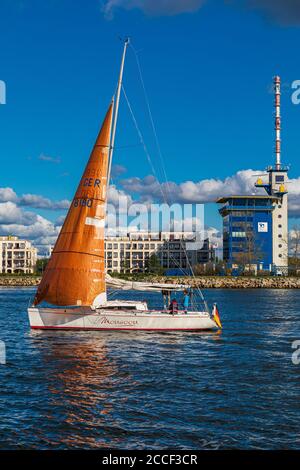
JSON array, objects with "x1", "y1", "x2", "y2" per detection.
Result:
[
  {"x1": 0, "y1": 236, "x2": 38, "y2": 274},
  {"x1": 105, "y1": 232, "x2": 214, "y2": 273},
  {"x1": 46, "y1": 232, "x2": 215, "y2": 274}
]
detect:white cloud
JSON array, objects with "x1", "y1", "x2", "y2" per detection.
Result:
[
  {"x1": 108, "y1": 184, "x2": 133, "y2": 210},
  {"x1": 0, "y1": 202, "x2": 37, "y2": 225},
  {"x1": 103, "y1": 0, "x2": 206, "y2": 18},
  {"x1": 0, "y1": 189, "x2": 65, "y2": 255},
  {"x1": 0, "y1": 186, "x2": 71, "y2": 211},
  {"x1": 120, "y1": 169, "x2": 300, "y2": 218},
  {"x1": 18, "y1": 193, "x2": 70, "y2": 210},
  {"x1": 111, "y1": 164, "x2": 127, "y2": 178},
  {"x1": 38, "y1": 153, "x2": 61, "y2": 164},
  {"x1": 0, "y1": 187, "x2": 17, "y2": 203},
  {"x1": 287, "y1": 177, "x2": 300, "y2": 217},
  {"x1": 0, "y1": 208, "x2": 60, "y2": 254},
  {"x1": 54, "y1": 215, "x2": 66, "y2": 226},
  {"x1": 103, "y1": 0, "x2": 300, "y2": 25},
  {"x1": 2, "y1": 168, "x2": 300, "y2": 258},
  {"x1": 206, "y1": 226, "x2": 222, "y2": 248},
  {"x1": 120, "y1": 169, "x2": 264, "y2": 204}
]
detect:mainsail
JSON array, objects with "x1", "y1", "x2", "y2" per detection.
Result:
[
  {"x1": 105, "y1": 274, "x2": 189, "y2": 292},
  {"x1": 34, "y1": 103, "x2": 113, "y2": 307}
]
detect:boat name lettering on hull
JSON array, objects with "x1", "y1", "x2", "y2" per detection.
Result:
[{"x1": 86, "y1": 316, "x2": 138, "y2": 327}]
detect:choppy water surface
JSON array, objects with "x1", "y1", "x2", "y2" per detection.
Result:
[{"x1": 0, "y1": 287, "x2": 300, "y2": 449}]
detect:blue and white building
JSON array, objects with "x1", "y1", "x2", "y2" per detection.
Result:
[{"x1": 218, "y1": 76, "x2": 288, "y2": 274}]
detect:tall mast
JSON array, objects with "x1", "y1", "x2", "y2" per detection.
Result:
[
  {"x1": 274, "y1": 75, "x2": 281, "y2": 170},
  {"x1": 107, "y1": 38, "x2": 130, "y2": 186}
]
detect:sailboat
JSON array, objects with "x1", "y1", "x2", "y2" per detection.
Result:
[{"x1": 28, "y1": 39, "x2": 221, "y2": 331}]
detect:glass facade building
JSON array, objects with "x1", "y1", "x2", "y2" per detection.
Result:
[{"x1": 218, "y1": 196, "x2": 277, "y2": 271}]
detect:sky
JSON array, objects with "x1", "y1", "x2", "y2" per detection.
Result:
[{"x1": 1, "y1": 0, "x2": 300, "y2": 253}]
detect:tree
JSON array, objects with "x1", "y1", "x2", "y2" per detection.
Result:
[
  {"x1": 289, "y1": 225, "x2": 300, "y2": 274},
  {"x1": 120, "y1": 257, "x2": 131, "y2": 273},
  {"x1": 35, "y1": 258, "x2": 49, "y2": 275},
  {"x1": 193, "y1": 262, "x2": 216, "y2": 276},
  {"x1": 232, "y1": 222, "x2": 265, "y2": 273},
  {"x1": 145, "y1": 254, "x2": 164, "y2": 275}
]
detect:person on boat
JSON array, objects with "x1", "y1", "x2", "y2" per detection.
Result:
[
  {"x1": 162, "y1": 290, "x2": 170, "y2": 311},
  {"x1": 169, "y1": 298, "x2": 178, "y2": 314},
  {"x1": 183, "y1": 290, "x2": 190, "y2": 314}
]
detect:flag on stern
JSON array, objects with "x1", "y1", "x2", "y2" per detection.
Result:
[{"x1": 213, "y1": 304, "x2": 222, "y2": 329}]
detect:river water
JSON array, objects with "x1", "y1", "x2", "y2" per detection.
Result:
[{"x1": 0, "y1": 287, "x2": 299, "y2": 449}]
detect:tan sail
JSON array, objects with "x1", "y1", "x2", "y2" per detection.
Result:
[{"x1": 34, "y1": 103, "x2": 113, "y2": 307}]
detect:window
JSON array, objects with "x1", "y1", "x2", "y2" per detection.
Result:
[
  {"x1": 278, "y1": 224, "x2": 282, "y2": 228},
  {"x1": 278, "y1": 234, "x2": 282, "y2": 238},
  {"x1": 276, "y1": 175, "x2": 284, "y2": 182},
  {"x1": 232, "y1": 231, "x2": 246, "y2": 238},
  {"x1": 255, "y1": 199, "x2": 268, "y2": 206},
  {"x1": 279, "y1": 244, "x2": 282, "y2": 248},
  {"x1": 278, "y1": 254, "x2": 282, "y2": 258},
  {"x1": 278, "y1": 205, "x2": 282, "y2": 209},
  {"x1": 278, "y1": 214, "x2": 282, "y2": 219}
]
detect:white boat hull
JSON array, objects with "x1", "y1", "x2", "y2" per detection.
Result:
[{"x1": 28, "y1": 307, "x2": 218, "y2": 331}]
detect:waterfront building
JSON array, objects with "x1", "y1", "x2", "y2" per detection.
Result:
[
  {"x1": 46, "y1": 245, "x2": 53, "y2": 258},
  {"x1": 105, "y1": 232, "x2": 215, "y2": 273},
  {"x1": 218, "y1": 195, "x2": 287, "y2": 273},
  {"x1": 218, "y1": 76, "x2": 288, "y2": 274},
  {"x1": 197, "y1": 238, "x2": 216, "y2": 264},
  {"x1": 47, "y1": 232, "x2": 215, "y2": 274},
  {"x1": 0, "y1": 236, "x2": 38, "y2": 274}
]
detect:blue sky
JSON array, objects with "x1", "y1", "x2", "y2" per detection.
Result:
[{"x1": 1, "y1": 0, "x2": 300, "y2": 251}]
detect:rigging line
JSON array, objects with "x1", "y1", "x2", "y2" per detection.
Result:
[
  {"x1": 123, "y1": 87, "x2": 200, "y2": 292},
  {"x1": 130, "y1": 42, "x2": 171, "y2": 198},
  {"x1": 167, "y1": 252, "x2": 206, "y2": 311},
  {"x1": 179, "y1": 239, "x2": 209, "y2": 313},
  {"x1": 122, "y1": 70, "x2": 202, "y2": 295},
  {"x1": 129, "y1": 43, "x2": 202, "y2": 289},
  {"x1": 114, "y1": 143, "x2": 143, "y2": 149},
  {"x1": 122, "y1": 85, "x2": 168, "y2": 204}
]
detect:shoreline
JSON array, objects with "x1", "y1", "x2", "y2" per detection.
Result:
[
  {"x1": 0, "y1": 276, "x2": 41, "y2": 287},
  {"x1": 1, "y1": 275, "x2": 300, "y2": 289}
]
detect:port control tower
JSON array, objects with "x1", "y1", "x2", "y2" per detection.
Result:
[{"x1": 218, "y1": 76, "x2": 289, "y2": 274}]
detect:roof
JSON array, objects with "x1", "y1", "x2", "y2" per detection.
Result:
[{"x1": 217, "y1": 195, "x2": 278, "y2": 203}]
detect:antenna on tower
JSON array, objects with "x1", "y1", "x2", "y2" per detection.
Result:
[{"x1": 274, "y1": 75, "x2": 281, "y2": 170}]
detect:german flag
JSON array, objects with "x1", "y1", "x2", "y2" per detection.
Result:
[{"x1": 213, "y1": 304, "x2": 222, "y2": 329}]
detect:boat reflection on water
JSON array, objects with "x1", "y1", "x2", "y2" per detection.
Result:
[
  {"x1": 29, "y1": 331, "x2": 125, "y2": 448},
  {"x1": 28, "y1": 328, "x2": 222, "y2": 448}
]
